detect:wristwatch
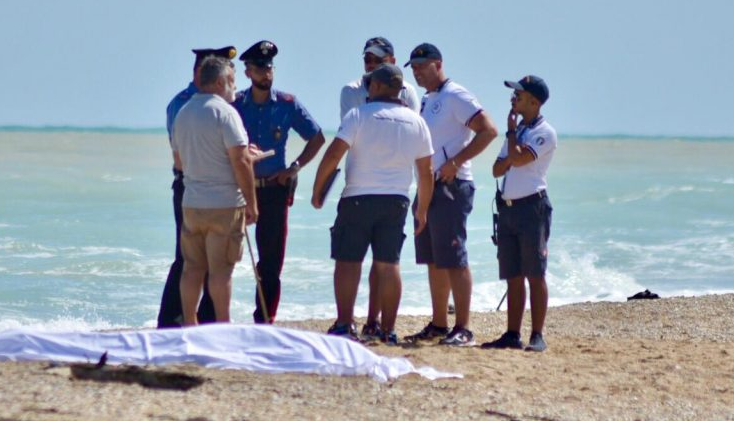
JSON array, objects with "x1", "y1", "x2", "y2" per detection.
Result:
[{"x1": 290, "y1": 160, "x2": 301, "y2": 172}]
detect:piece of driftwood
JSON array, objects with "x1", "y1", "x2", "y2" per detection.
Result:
[{"x1": 68, "y1": 352, "x2": 205, "y2": 391}]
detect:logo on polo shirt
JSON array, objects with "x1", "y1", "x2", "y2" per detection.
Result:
[
  {"x1": 431, "y1": 100, "x2": 442, "y2": 114},
  {"x1": 536, "y1": 137, "x2": 545, "y2": 146}
]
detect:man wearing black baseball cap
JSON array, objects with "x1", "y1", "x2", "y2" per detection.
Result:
[
  {"x1": 232, "y1": 40, "x2": 325, "y2": 324},
  {"x1": 404, "y1": 42, "x2": 499, "y2": 347},
  {"x1": 340, "y1": 37, "x2": 420, "y2": 119},
  {"x1": 483, "y1": 75, "x2": 556, "y2": 352},
  {"x1": 157, "y1": 46, "x2": 237, "y2": 328},
  {"x1": 313, "y1": 63, "x2": 434, "y2": 344},
  {"x1": 339, "y1": 36, "x2": 421, "y2": 341}
]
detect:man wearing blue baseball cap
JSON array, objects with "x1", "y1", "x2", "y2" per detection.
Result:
[
  {"x1": 483, "y1": 75, "x2": 556, "y2": 352},
  {"x1": 157, "y1": 46, "x2": 237, "y2": 328},
  {"x1": 404, "y1": 43, "x2": 499, "y2": 347}
]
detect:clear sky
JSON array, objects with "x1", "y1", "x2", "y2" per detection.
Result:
[{"x1": 1, "y1": 0, "x2": 733, "y2": 136}]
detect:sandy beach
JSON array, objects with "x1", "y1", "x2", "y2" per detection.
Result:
[{"x1": 1, "y1": 293, "x2": 732, "y2": 421}]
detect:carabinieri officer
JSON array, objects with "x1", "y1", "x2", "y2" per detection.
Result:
[
  {"x1": 158, "y1": 46, "x2": 237, "y2": 328},
  {"x1": 231, "y1": 40, "x2": 325, "y2": 324}
]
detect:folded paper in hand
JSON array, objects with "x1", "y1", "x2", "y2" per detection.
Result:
[{"x1": 320, "y1": 168, "x2": 341, "y2": 205}]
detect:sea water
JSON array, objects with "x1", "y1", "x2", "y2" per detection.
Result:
[{"x1": 1, "y1": 129, "x2": 733, "y2": 330}]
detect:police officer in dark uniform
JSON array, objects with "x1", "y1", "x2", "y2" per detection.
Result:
[
  {"x1": 231, "y1": 40, "x2": 325, "y2": 324},
  {"x1": 157, "y1": 46, "x2": 237, "y2": 328}
]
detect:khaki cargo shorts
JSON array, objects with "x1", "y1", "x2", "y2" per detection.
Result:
[{"x1": 181, "y1": 207, "x2": 246, "y2": 278}]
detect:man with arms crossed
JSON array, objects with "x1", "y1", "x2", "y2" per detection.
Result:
[
  {"x1": 404, "y1": 43, "x2": 498, "y2": 346},
  {"x1": 232, "y1": 40, "x2": 325, "y2": 324},
  {"x1": 339, "y1": 36, "x2": 420, "y2": 340},
  {"x1": 483, "y1": 76, "x2": 556, "y2": 352},
  {"x1": 172, "y1": 56, "x2": 258, "y2": 325},
  {"x1": 313, "y1": 64, "x2": 434, "y2": 344},
  {"x1": 158, "y1": 46, "x2": 236, "y2": 327}
]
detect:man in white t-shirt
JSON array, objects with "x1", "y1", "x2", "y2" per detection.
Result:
[
  {"x1": 313, "y1": 63, "x2": 434, "y2": 344},
  {"x1": 172, "y1": 56, "x2": 259, "y2": 326},
  {"x1": 404, "y1": 43, "x2": 498, "y2": 347},
  {"x1": 339, "y1": 36, "x2": 421, "y2": 340},
  {"x1": 483, "y1": 75, "x2": 556, "y2": 352},
  {"x1": 340, "y1": 36, "x2": 420, "y2": 119}
]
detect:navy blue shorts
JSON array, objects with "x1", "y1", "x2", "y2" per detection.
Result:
[
  {"x1": 497, "y1": 192, "x2": 553, "y2": 279},
  {"x1": 414, "y1": 179, "x2": 475, "y2": 268},
  {"x1": 330, "y1": 195, "x2": 409, "y2": 263}
]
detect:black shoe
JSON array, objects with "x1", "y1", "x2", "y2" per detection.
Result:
[
  {"x1": 480, "y1": 331, "x2": 523, "y2": 349},
  {"x1": 524, "y1": 332, "x2": 547, "y2": 352},
  {"x1": 438, "y1": 326, "x2": 475, "y2": 347},
  {"x1": 404, "y1": 322, "x2": 449, "y2": 342},
  {"x1": 327, "y1": 322, "x2": 358, "y2": 341},
  {"x1": 360, "y1": 321, "x2": 382, "y2": 342},
  {"x1": 380, "y1": 331, "x2": 398, "y2": 346}
]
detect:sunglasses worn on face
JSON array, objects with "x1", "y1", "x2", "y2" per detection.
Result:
[{"x1": 363, "y1": 56, "x2": 383, "y2": 65}]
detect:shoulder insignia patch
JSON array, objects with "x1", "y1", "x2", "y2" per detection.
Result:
[{"x1": 277, "y1": 92, "x2": 294, "y2": 102}]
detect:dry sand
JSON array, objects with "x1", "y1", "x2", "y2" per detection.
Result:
[{"x1": 1, "y1": 294, "x2": 733, "y2": 420}]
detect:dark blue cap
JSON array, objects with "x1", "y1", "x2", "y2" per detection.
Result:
[
  {"x1": 403, "y1": 43, "x2": 442, "y2": 67},
  {"x1": 364, "y1": 63, "x2": 403, "y2": 89},
  {"x1": 239, "y1": 40, "x2": 278, "y2": 68},
  {"x1": 363, "y1": 37, "x2": 394, "y2": 57},
  {"x1": 192, "y1": 46, "x2": 237, "y2": 67},
  {"x1": 505, "y1": 75, "x2": 550, "y2": 104}
]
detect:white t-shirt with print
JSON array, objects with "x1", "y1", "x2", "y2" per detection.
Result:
[{"x1": 336, "y1": 101, "x2": 434, "y2": 198}]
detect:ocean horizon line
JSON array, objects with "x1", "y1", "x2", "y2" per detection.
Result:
[{"x1": 1, "y1": 125, "x2": 733, "y2": 141}]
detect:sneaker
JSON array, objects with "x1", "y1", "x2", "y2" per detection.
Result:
[
  {"x1": 380, "y1": 331, "x2": 398, "y2": 346},
  {"x1": 438, "y1": 326, "x2": 475, "y2": 347},
  {"x1": 524, "y1": 332, "x2": 547, "y2": 352},
  {"x1": 480, "y1": 331, "x2": 523, "y2": 349},
  {"x1": 360, "y1": 321, "x2": 382, "y2": 342},
  {"x1": 404, "y1": 322, "x2": 450, "y2": 342},
  {"x1": 327, "y1": 322, "x2": 358, "y2": 340}
]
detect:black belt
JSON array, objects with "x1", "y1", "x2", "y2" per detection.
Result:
[
  {"x1": 255, "y1": 178, "x2": 281, "y2": 188},
  {"x1": 500, "y1": 190, "x2": 547, "y2": 207},
  {"x1": 173, "y1": 168, "x2": 184, "y2": 181}
]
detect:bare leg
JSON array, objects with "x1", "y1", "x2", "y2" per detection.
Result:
[
  {"x1": 374, "y1": 261, "x2": 401, "y2": 333},
  {"x1": 366, "y1": 263, "x2": 380, "y2": 324},
  {"x1": 506, "y1": 276, "x2": 526, "y2": 333},
  {"x1": 447, "y1": 266, "x2": 472, "y2": 328},
  {"x1": 428, "y1": 264, "x2": 451, "y2": 328},
  {"x1": 207, "y1": 272, "x2": 233, "y2": 323},
  {"x1": 334, "y1": 261, "x2": 362, "y2": 325},
  {"x1": 180, "y1": 267, "x2": 206, "y2": 326},
  {"x1": 528, "y1": 276, "x2": 548, "y2": 333}
]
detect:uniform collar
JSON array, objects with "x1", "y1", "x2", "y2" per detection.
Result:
[
  {"x1": 244, "y1": 87, "x2": 277, "y2": 104},
  {"x1": 430, "y1": 78, "x2": 450, "y2": 93},
  {"x1": 520, "y1": 115, "x2": 544, "y2": 129},
  {"x1": 186, "y1": 82, "x2": 198, "y2": 95}
]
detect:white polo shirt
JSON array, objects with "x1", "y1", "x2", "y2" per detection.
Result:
[
  {"x1": 336, "y1": 100, "x2": 434, "y2": 199},
  {"x1": 497, "y1": 116, "x2": 557, "y2": 200},
  {"x1": 420, "y1": 80, "x2": 483, "y2": 181},
  {"x1": 340, "y1": 78, "x2": 420, "y2": 119}
]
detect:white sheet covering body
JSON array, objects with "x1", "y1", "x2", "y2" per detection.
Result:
[{"x1": 0, "y1": 324, "x2": 461, "y2": 382}]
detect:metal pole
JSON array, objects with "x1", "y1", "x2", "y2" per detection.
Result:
[
  {"x1": 496, "y1": 290, "x2": 507, "y2": 311},
  {"x1": 244, "y1": 225, "x2": 270, "y2": 324}
]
